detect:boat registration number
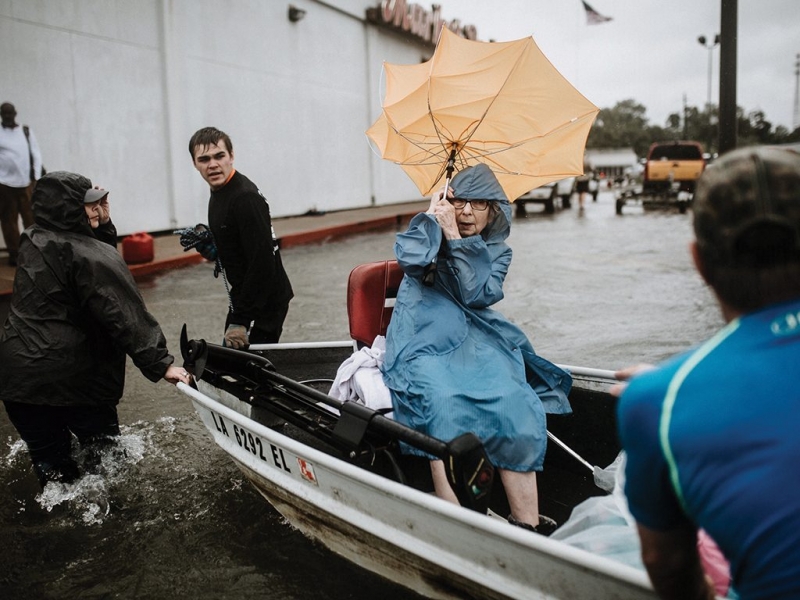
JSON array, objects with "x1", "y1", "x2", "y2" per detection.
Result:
[
  {"x1": 209, "y1": 410, "x2": 295, "y2": 474},
  {"x1": 206, "y1": 409, "x2": 319, "y2": 485}
]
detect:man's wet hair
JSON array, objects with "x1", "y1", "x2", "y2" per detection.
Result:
[
  {"x1": 189, "y1": 127, "x2": 233, "y2": 159},
  {"x1": 693, "y1": 146, "x2": 800, "y2": 312}
]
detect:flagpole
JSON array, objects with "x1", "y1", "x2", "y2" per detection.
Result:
[{"x1": 575, "y1": 0, "x2": 582, "y2": 91}]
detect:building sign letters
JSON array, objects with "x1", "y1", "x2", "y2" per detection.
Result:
[{"x1": 367, "y1": 1, "x2": 478, "y2": 44}]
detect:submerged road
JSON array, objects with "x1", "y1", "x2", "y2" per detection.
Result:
[{"x1": 0, "y1": 189, "x2": 722, "y2": 600}]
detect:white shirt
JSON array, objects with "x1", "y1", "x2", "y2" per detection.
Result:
[{"x1": 0, "y1": 124, "x2": 43, "y2": 188}]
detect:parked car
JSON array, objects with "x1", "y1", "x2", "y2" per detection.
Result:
[{"x1": 516, "y1": 177, "x2": 576, "y2": 214}]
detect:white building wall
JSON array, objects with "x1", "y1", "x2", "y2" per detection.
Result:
[
  {"x1": 1, "y1": 0, "x2": 427, "y2": 243},
  {"x1": 586, "y1": 148, "x2": 640, "y2": 177}
]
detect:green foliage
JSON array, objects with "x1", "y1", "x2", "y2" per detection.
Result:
[{"x1": 587, "y1": 99, "x2": 800, "y2": 158}]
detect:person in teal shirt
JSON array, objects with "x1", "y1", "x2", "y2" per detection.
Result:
[{"x1": 617, "y1": 147, "x2": 800, "y2": 600}]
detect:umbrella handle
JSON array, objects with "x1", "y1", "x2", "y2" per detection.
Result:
[
  {"x1": 421, "y1": 176, "x2": 451, "y2": 287},
  {"x1": 445, "y1": 147, "x2": 456, "y2": 179},
  {"x1": 422, "y1": 149, "x2": 458, "y2": 287},
  {"x1": 422, "y1": 186, "x2": 446, "y2": 287}
]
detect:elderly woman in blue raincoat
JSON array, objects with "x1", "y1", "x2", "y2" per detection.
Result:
[{"x1": 381, "y1": 164, "x2": 572, "y2": 533}]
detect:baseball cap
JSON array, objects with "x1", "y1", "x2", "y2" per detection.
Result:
[
  {"x1": 84, "y1": 188, "x2": 109, "y2": 203},
  {"x1": 693, "y1": 146, "x2": 800, "y2": 268}
]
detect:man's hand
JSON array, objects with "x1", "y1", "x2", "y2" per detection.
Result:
[
  {"x1": 196, "y1": 241, "x2": 217, "y2": 261},
  {"x1": 610, "y1": 363, "x2": 655, "y2": 397},
  {"x1": 96, "y1": 188, "x2": 111, "y2": 224},
  {"x1": 637, "y1": 523, "x2": 717, "y2": 600},
  {"x1": 223, "y1": 324, "x2": 249, "y2": 349}
]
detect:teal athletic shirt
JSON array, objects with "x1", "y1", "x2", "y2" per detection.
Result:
[{"x1": 618, "y1": 298, "x2": 800, "y2": 600}]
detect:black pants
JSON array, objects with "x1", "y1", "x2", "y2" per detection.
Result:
[
  {"x1": 0, "y1": 182, "x2": 33, "y2": 263},
  {"x1": 3, "y1": 401, "x2": 120, "y2": 487}
]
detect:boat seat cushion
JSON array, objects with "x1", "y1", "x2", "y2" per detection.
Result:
[{"x1": 347, "y1": 260, "x2": 403, "y2": 348}]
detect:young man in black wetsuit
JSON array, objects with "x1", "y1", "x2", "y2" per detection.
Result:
[{"x1": 189, "y1": 127, "x2": 293, "y2": 348}]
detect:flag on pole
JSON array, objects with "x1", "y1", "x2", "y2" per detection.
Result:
[{"x1": 582, "y1": 1, "x2": 612, "y2": 25}]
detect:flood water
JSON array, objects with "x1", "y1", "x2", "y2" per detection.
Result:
[{"x1": 0, "y1": 190, "x2": 722, "y2": 599}]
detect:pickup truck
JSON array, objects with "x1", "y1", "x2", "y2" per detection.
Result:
[{"x1": 643, "y1": 141, "x2": 706, "y2": 195}]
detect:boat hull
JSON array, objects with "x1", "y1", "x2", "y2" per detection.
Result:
[{"x1": 181, "y1": 358, "x2": 658, "y2": 600}]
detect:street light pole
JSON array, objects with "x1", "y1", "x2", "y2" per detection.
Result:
[{"x1": 698, "y1": 34, "x2": 720, "y2": 154}]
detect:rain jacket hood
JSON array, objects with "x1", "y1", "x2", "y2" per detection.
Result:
[
  {"x1": 0, "y1": 171, "x2": 173, "y2": 407},
  {"x1": 33, "y1": 171, "x2": 96, "y2": 237},
  {"x1": 451, "y1": 164, "x2": 512, "y2": 243}
]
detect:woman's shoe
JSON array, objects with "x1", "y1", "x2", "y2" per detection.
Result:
[{"x1": 507, "y1": 513, "x2": 558, "y2": 536}]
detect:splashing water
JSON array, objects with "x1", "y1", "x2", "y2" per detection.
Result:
[
  {"x1": 37, "y1": 474, "x2": 110, "y2": 525},
  {"x1": 3, "y1": 436, "x2": 28, "y2": 464},
  {"x1": 33, "y1": 418, "x2": 172, "y2": 525}
]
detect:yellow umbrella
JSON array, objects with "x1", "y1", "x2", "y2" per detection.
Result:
[{"x1": 366, "y1": 27, "x2": 599, "y2": 201}]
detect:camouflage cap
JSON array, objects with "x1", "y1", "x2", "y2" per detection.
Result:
[{"x1": 693, "y1": 146, "x2": 800, "y2": 268}]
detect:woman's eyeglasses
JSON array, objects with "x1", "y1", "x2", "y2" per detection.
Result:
[{"x1": 448, "y1": 198, "x2": 490, "y2": 211}]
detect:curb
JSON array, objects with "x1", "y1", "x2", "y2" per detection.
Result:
[
  {"x1": 1, "y1": 210, "x2": 419, "y2": 297},
  {"x1": 279, "y1": 213, "x2": 415, "y2": 249},
  {"x1": 127, "y1": 253, "x2": 206, "y2": 278}
]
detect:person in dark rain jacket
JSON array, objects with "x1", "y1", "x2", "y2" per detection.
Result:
[
  {"x1": 189, "y1": 127, "x2": 293, "y2": 348},
  {"x1": 0, "y1": 171, "x2": 190, "y2": 487}
]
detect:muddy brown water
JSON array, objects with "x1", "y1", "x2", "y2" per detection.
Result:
[{"x1": 0, "y1": 191, "x2": 721, "y2": 599}]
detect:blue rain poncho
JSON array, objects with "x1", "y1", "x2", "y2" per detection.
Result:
[{"x1": 381, "y1": 164, "x2": 572, "y2": 471}]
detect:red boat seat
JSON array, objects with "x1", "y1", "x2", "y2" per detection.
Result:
[{"x1": 347, "y1": 260, "x2": 404, "y2": 348}]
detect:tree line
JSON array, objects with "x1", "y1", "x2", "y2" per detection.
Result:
[{"x1": 587, "y1": 99, "x2": 800, "y2": 157}]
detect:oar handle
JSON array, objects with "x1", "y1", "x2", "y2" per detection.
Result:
[{"x1": 546, "y1": 430, "x2": 594, "y2": 473}]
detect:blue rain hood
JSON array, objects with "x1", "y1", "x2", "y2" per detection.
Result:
[{"x1": 451, "y1": 164, "x2": 512, "y2": 243}]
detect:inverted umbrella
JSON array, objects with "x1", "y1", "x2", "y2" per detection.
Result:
[{"x1": 366, "y1": 27, "x2": 599, "y2": 201}]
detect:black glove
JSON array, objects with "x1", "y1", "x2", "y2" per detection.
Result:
[
  {"x1": 175, "y1": 223, "x2": 218, "y2": 261},
  {"x1": 196, "y1": 240, "x2": 217, "y2": 261}
]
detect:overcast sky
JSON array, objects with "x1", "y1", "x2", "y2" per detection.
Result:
[{"x1": 437, "y1": 0, "x2": 799, "y2": 131}]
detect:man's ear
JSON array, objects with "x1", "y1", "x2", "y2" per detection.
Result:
[{"x1": 690, "y1": 241, "x2": 711, "y2": 284}]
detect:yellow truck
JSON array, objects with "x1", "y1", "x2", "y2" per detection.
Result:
[{"x1": 643, "y1": 141, "x2": 706, "y2": 195}]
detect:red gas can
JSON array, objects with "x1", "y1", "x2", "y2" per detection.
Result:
[{"x1": 122, "y1": 232, "x2": 154, "y2": 264}]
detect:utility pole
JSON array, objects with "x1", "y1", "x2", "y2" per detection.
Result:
[
  {"x1": 683, "y1": 93, "x2": 688, "y2": 139},
  {"x1": 793, "y1": 53, "x2": 800, "y2": 132},
  {"x1": 718, "y1": 0, "x2": 738, "y2": 155}
]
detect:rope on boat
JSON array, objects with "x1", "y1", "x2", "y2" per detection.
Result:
[{"x1": 174, "y1": 224, "x2": 234, "y2": 314}]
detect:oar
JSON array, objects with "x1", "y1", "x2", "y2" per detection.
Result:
[{"x1": 546, "y1": 363, "x2": 621, "y2": 492}]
